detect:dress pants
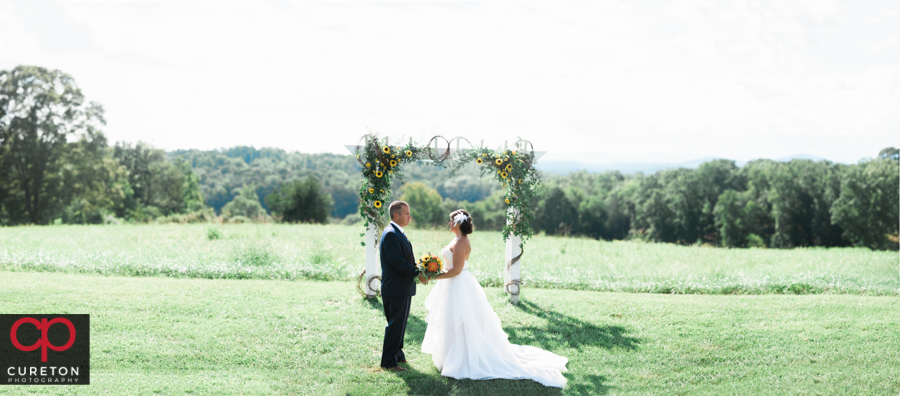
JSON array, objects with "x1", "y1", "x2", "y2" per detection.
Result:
[{"x1": 380, "y1": 296, "x2": 412, "y2": 368}]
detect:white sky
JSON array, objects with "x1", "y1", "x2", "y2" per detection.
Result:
[{"x1": 0, "y1": 0, "x2": 897, "y2": 164}]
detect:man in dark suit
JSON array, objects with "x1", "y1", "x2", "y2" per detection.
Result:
[{"x1": 379, "y1": 200, "x2": 427, "y2": 372}]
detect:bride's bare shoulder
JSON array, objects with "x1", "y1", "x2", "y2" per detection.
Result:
[{"x1": 448, "y1": 237, "x2": 471, "y2": 252}]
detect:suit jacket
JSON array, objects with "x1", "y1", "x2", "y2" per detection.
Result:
[{"x1": 379, "y1": 223, "x2": 420, "y2": 297}]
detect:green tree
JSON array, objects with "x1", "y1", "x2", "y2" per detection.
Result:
[
  {"x1": 576, "y1": 195, "x2": 607, "y2": 239},
  {"x1": 640, "y1": 189, "x2": 673, "y2": 241},
  {"x1": 175, "y1": 158, "x2": 205, "y2": 213},
  {"x1": 58, "y1": 134, "x2": 132, "y2": 224},
  {"x1": 113, "y1": 141, "x2": 166, "y2": 214},
  {"x1": 223, "y1": 184, "x2": 267, "y2": 220},
  {"x1": 603, "y1": 183, "x2": 634, "y2": 240},
  {"x1": 0, "y1": 65, "x2": 105, "y2": 224},
  {"x1": 400, "y1": 182, "x2": 443, "y2": 228},
  {"x1": 437, "y1": 175, "x2": 495, "y2": 202},
  {"x1": 326, "y1": 184, "x2": 358, "y2": 218},
  {"x1": 692, "y1": 159, "x2": 741, "y2": 242},
  {"x1": 532, "y1": 170, "x2": 632, "y2": 240},
  {"x1": 265, "y1": 176, "x2": 332, "y2": 223},
  {"x1": 113, "y1": 141, "x2": 204, "y2": 220},
  {"x1": 767, "y1": 160, "x2": 846, "y2": 248},
  {"x1": 878, "y1": 147, "x2": 899, "y2": 161},
  {"x1": 172, "y1": 149, "x2": 361, "y2": 216},
  {"x1": 831, "y1": 158, "x2": 900, "y2": 250},
  {"x1": 736, "y1": 159, "x2": 777, "y2": 243},
  {"x1": 533, "y1": 186, "x2": 578, "y2": 236},
  {"x1": 714, "y1": 190, "x2": 745, "y2": 247},
  {"x1": 660, "y1": 168, "x2": 704, "y2": 243},
  {"x1": 632, "y1": 175, "x2": 674, "y2": 242},
  {"x1": 150, "y1": 158, "x2": 190, "y2": 215},
  {"x1": 223, "y1": 145, "x2": 262, "y2": 164},
  {"x1": 713, "y1": 189, "x2": 768, "y2": 247},
  {"x1": 643, "y1": 161, "x2": 740, "y2": 245}
]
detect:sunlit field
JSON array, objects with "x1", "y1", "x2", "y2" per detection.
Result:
[
  {"x1": 2, "y1": 224, "x2": 896, "y2": 295},
  {"x1": 2, "y1": 271, "x2": 898, "y2": 395}
]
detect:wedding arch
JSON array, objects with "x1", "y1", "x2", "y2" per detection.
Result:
[{"x1": 346, "y1": 134, "x2": 544, "y2": 304}]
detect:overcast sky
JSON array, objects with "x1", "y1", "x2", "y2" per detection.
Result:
[{"x1": 0, "y1": 0, "x2": 897, "y2": 164}]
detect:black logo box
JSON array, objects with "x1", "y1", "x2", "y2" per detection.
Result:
[{"x1": 0, "y1": 314, "x2": 90, "y2": 385}]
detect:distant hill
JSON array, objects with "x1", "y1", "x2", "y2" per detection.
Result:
[
  {"x1": 171, "y1": 147, "x2": 847, "y2": 217},
  {"x1": 536, "y1": 154, "x2": 843, "y2": 175},
  {"x1": 169, "y1": 146, "x2": 498, "y2": 216}
]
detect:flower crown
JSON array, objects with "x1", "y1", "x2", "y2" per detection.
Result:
[{"x1": 453, "y1": 213, "x2": 469, "y2": 225}]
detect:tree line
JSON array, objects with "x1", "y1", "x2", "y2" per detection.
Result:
[
  {"x1": 395, "y1": 149, "x2": 898, "y2": 251},
  {"x1": 526, "y1": 153, "x2": 899, "y2": 250},
  {"x1": 1, "y1": 66, "x2": 207, "y2": 225},
  {"x1": 2, "y1": 65, "x2": 897, "y2": 250},
  {"x1": 0, "y1": 65, "x2": 496, "y2": 226}
]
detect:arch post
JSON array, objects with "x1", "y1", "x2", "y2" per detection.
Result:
[
  {"x1": 364, "y1": 222, "x2": 380, "y2": 297},
  {"x1": 505, "y1": 207, "x2": 522, "y2": 305}
]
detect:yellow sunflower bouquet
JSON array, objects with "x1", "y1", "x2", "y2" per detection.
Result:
[{"x1": 415, "y1": 253, "x2": 444, "y2": 283}]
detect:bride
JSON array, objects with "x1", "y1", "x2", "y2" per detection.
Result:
[{"x1": 420, "y1": 209, "x2": 568, "y2": 388}]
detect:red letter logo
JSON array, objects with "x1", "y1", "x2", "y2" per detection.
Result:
[{"x1": 10, "y1": 317, "x2": 76, "y2": 362}]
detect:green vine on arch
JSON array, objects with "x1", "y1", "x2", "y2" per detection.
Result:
[
  {"x1": 352, "y1": 134, "x2": 541, "y2": 246},
  {"x1": 446, "y1": 139, "x2": 541, "y2": 243},
  {"x1": 353, "y1": 134, "x2": 449, "y2": 245}
]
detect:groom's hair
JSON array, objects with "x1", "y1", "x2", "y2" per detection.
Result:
[{"x1": 389, "y1": 201, "x2": 408, "y2": 219}]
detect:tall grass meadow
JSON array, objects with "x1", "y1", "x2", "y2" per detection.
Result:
[{"x1": 1, "y1": 224, "x2": 896, "y2": 295}]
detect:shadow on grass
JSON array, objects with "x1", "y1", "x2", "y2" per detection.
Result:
[
  {"x1": 362, "y1": 298, "x2": 429, "y2": 349},
  {"x1": 564, "y1": 374, "x2": 611, "y2": 395},
  {"x1": 393, "y1": 365, "x2": 565, "y2": 396},
  {"x1": 360, "y1": 297, "x2": 618, "y2": 395},
  {"x1": 508, "y1": 299, "x2": 640, "y2": 352},
  {"x1": 364, "y1": 297, "x2": 383, "y2": 311}
]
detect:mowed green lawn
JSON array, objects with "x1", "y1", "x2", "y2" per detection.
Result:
[
  {"x1": 1, "y1": 224, "x2": 897, "y2": 295},
  {"x1": 0, "y1": 271, "x2": 897, "y2": 395}
]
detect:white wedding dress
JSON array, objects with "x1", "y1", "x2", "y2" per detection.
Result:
[{"x1": 420, "y1": 242, "x2": 568, "y2": 388}]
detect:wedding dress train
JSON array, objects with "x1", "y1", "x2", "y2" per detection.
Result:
[{"x1": 420, "y1": 245, "x2": 568, "y2": 388}]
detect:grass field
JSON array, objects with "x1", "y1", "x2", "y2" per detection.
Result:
[
  {"x1": 1, "y1": 271, "x2": 898, "y2": 395},
  {"x1": 1, "y1": 224, "x2": 897, "y2": 295}
]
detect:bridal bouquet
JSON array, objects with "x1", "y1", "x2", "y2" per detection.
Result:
[{"x1": 416, "y1": 253, "x2": 444, "y2": 282}]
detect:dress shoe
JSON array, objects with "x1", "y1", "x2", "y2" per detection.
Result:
[
  {"x1": 384, "y1": 366, "x2": 408, "y2": 372},
  {"x1": 397, "y1": 359, "x2": 408, "y2": 363}
]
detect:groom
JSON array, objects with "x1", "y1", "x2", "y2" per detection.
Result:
[{"x1": 379, "y1": 201, "x2": 427, "y2": 372}]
